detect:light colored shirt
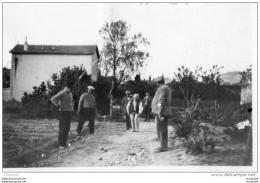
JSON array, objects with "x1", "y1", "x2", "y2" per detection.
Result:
[
  {"x1": 78, "y1": 93, "x2": 97, "y2": 113},
  {"x1": 151, "y1": 84, "x2": 172, "y2": 116},
  {"x1": 50, "y1": 90, "x2": 74, "y2": 111}
]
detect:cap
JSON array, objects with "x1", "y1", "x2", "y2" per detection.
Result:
[
  {"x1": 133, "y1": 94, "x2": 139, "y2": 99},
  {"x1": 125, "y1": 91, "x2": 131, "y2": 95},
  {"x1": 154, "y1": 76, "x2": 164, "y2": 83},
  {"x1": 88, "y1": 86, "x2": 95, "y2": 91}
]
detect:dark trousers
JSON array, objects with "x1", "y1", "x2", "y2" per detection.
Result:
[
  {"x1": 155, "y1": 115, "x2": 168, "y2": 150},
  {"x1": 58, "y1": 111, "x2": 72, "y2": 147},
  {"x1": 125, "y1": 113, "x2": 131, "y2": 130},
  {"x1": 77, "y1": 108, "x2": 95, "y2": 134},
  {"x1": 144, "y1": 105, "x2": 151, "y2": 121}
]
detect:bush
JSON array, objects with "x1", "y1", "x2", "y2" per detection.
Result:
[
  {"x1": 3, "y1": 99, "x2": 22, "y2": 114},
  {"x1": 20, "y1": 65, "x2": 92, "y2": 119}
]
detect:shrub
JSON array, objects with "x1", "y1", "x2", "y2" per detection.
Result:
[
  {"x1": 3, "y1": 99, "x2": 22, "y2": 114},
  {"x1": 20, "y1": 65, "x2": 92, "y2": 119}
]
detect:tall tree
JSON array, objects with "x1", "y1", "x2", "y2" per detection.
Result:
[{"x1": 99, "y1": 20, "x2": 150, "y2": 117}]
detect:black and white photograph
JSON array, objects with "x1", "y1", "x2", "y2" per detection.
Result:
[{"x1": 1, "y1": 2, "x2": 258, "y2": 182}]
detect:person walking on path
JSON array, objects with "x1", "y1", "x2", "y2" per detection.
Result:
[
  {"x1": 143, "y1": 92, "x2": 152, "y2": 122},
  {"x1": 127, "y1": 94, "x2": 143, "y2": 132},
  {"x1": 121, "y1": 91, "x2": 132, "y2": 130},
  {"x1": 151, "y1": 76, "x2": 172, "y2": 152},
  {"x1": 77, "y1": 86, "x2": 97, "y2": 136},
  {"x1": 51, "y1": 83, "x2": 74, "y2": 149}
]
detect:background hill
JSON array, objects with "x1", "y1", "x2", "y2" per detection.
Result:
[{"x1": 220, "y1": 71, "x2": 242, "y2": 85}]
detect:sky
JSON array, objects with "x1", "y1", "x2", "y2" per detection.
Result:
[{"x1": 3, "y1": 3, "x2": 257, "y2": 79}]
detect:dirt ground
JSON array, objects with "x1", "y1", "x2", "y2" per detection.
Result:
[{"x1": 25, "y1": 119, "x2": 250, "y2": 168}]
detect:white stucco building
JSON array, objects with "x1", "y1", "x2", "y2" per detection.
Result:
[{"x1": 9, "y1": 40, "x2": 99, "y2": 101}]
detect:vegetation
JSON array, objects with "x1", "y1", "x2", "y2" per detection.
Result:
[{"x1": 99, "y1": 20, "x2": 150, "y2": 117}]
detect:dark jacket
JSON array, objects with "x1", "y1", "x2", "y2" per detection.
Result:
[
  {"x1": 127, "y1": 99, "x2": 143, "y2": 114},
  {"x1": 121, "y1": 96, "x2": 132, "y2": 113}
]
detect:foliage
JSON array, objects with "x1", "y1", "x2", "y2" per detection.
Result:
[
  {"x1": 174, "y1": 65, "x2": 223, "y2": 108},
  {"x1": 3, "y1": 99, "x2": 22, "y2": 114},
  {"x1": 239, "y1": 65, "x2": 252, "y2": 87},
  {"x1": 3, "y1": 67, "x2": 10, "y2": 88},
  {"x1": 99, "y1": 20, "x2": 150, "y2": 84},
  {"x1": 118, "y1": 75, "x2": 158, "y2": 99}
]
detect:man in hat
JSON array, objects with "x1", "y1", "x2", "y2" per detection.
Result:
[
  {"x1": 77, "y1": 86, "x2": 97, "y2": 136},
  {"x1": 51, "y1": 82, "x2": 74, "y2": 149},
  {"x1": 151, "y1": 76, "x2": 172, "y2": 152},
  {"x1": 121, "y1": 91, "x2": 132, "y2": 130}
]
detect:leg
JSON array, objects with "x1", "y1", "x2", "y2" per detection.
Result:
[
  {"x1": 58, "y1": 111, "x2": 71, "y2": 147},
  {"x1": 130, "y1": 113, "x2": 135, "y2": 131},
  {"x1": 161, "y1": 117, "x2": 168, "y2": 150},
  {"x1": 77, "y1": 109, "x2": 87, "y2": 135},
  {"x1": 128, "y1": 114, "x2": 132, "y2": 129},
  {"x1": 125, "y1": 113, "x2": 130, "y2": 130},
  {"x1": 88, "y1": 109, "x2": 95, "y2": 134},
  {"x1": 155, "y1": 115, "x2": 161, "y2": 142},
  {"x1": 147, "y1": 108, "x2": 151, "y2": 122},
  {"x1": 144, "y1": 105, "x2": 148, "y2": 121},
  {"x1": 135, "y1": 114, "x2": 139, "y2": 132},
  {"x1": 63, "y1": 112, "x2": 72, "y2": 145}
]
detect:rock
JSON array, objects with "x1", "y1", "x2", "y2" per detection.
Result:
[
  {"x1": 68, "y1": 143, "x2": 71, "y2": 147},
  {"x1": 99, "y1": 157, "x2": 103, "y2": 160},
  {"x1": 100, "y1": 147, "x2": 104, "y2": 151},
  {"x1": 129, "y1": 152, "x2": 136, "y2": 156},
  {"x1": 104, "y1": 149, "x2": 108, "y2": 152}
]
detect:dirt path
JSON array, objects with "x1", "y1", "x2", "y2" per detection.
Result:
[{"x1": 34, "y1": 119, "x2": 247, "y2": 167}]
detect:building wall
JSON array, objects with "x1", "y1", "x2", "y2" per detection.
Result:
[
  {"x1": 91, "y1": 52, "x2": 99, "y2": 82},
  {"x1": 10, "y1": 54, "x2": 94, "y2": 101}
]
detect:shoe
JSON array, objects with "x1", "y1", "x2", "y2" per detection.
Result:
[
  {"x1": 154, "y1": 148, "x2": 168, "y2": 153},
  {"x1": 132, "y1": 129, "x2": 136, "y2": 132}
]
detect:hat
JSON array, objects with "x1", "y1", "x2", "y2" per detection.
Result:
[
  {"x1": 133, "y1": 94, "x2": 139, "y2": 99},
  {"x1": 88, "y1": 86, "x2": 95, "y2": 91},
  {"x1": 154, "y1": 76, "x2": 164, "y2": 83},
  {"x1": 125, "y1": 91, "x2": 131, "y2": 95}
]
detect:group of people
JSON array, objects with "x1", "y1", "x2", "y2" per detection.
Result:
[
  {"x1": 50, "y1": 84, "x2": 97, "y2": 149},
  {"x1": 51, "y1": 75, "x2": 172, "y2": 153},
  {"x1": 121, "y1": 76, "x2": 172, "y2": 152},
  {"x1": 121, "y1": 92, "x2": 152, "y2": 132}
]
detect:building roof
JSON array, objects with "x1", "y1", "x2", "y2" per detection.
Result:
[{"x1": 10, "y1": 44, "x2": 100, "y2": 58}]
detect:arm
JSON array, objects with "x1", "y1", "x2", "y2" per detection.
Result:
[
  {"x1": 157, "y1": 88, "x2": 167, "y2": 117},
  {"x1": 139, "y1": 101, "x2": 143, "y2": 115},
  {"x1": 77, "y1": 95, "x2": 84, "y2": 115},
  {"x1": 94, "y1": 98, "x2": 97, "y2": 117},
  {"x1": 50, "y1": 91, "x2": 62, "y2": 107},
  {"x1": 126, "y1": 99, "x2": 131, "y2": 115}
]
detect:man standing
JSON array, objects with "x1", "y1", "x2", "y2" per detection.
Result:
[
  {"x1": 77, "y1": 86, "x2": 97, "y2": 136},
  {"x1": 143, "y1": 92, "x2": 152, "y2": 122},
  {"x1": 121, "y1": 91, "x2": 132, "y2": 130},
  {"x1": 152, "y1": 76, "x2": 172, "y2": 152},
  {"x1": 51, "y1": 83, "x2": 74, "y2": 149}
]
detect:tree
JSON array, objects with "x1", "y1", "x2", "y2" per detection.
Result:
[
  {"x1": 174, "y1": 65, "x2": 223, "y2": 109},
  {"x1": 239, "y1": 65, "x2": 252, "y2": 87},
  {"x1": 99, "y1": 20, "x2": 150, "y2": 117}
]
